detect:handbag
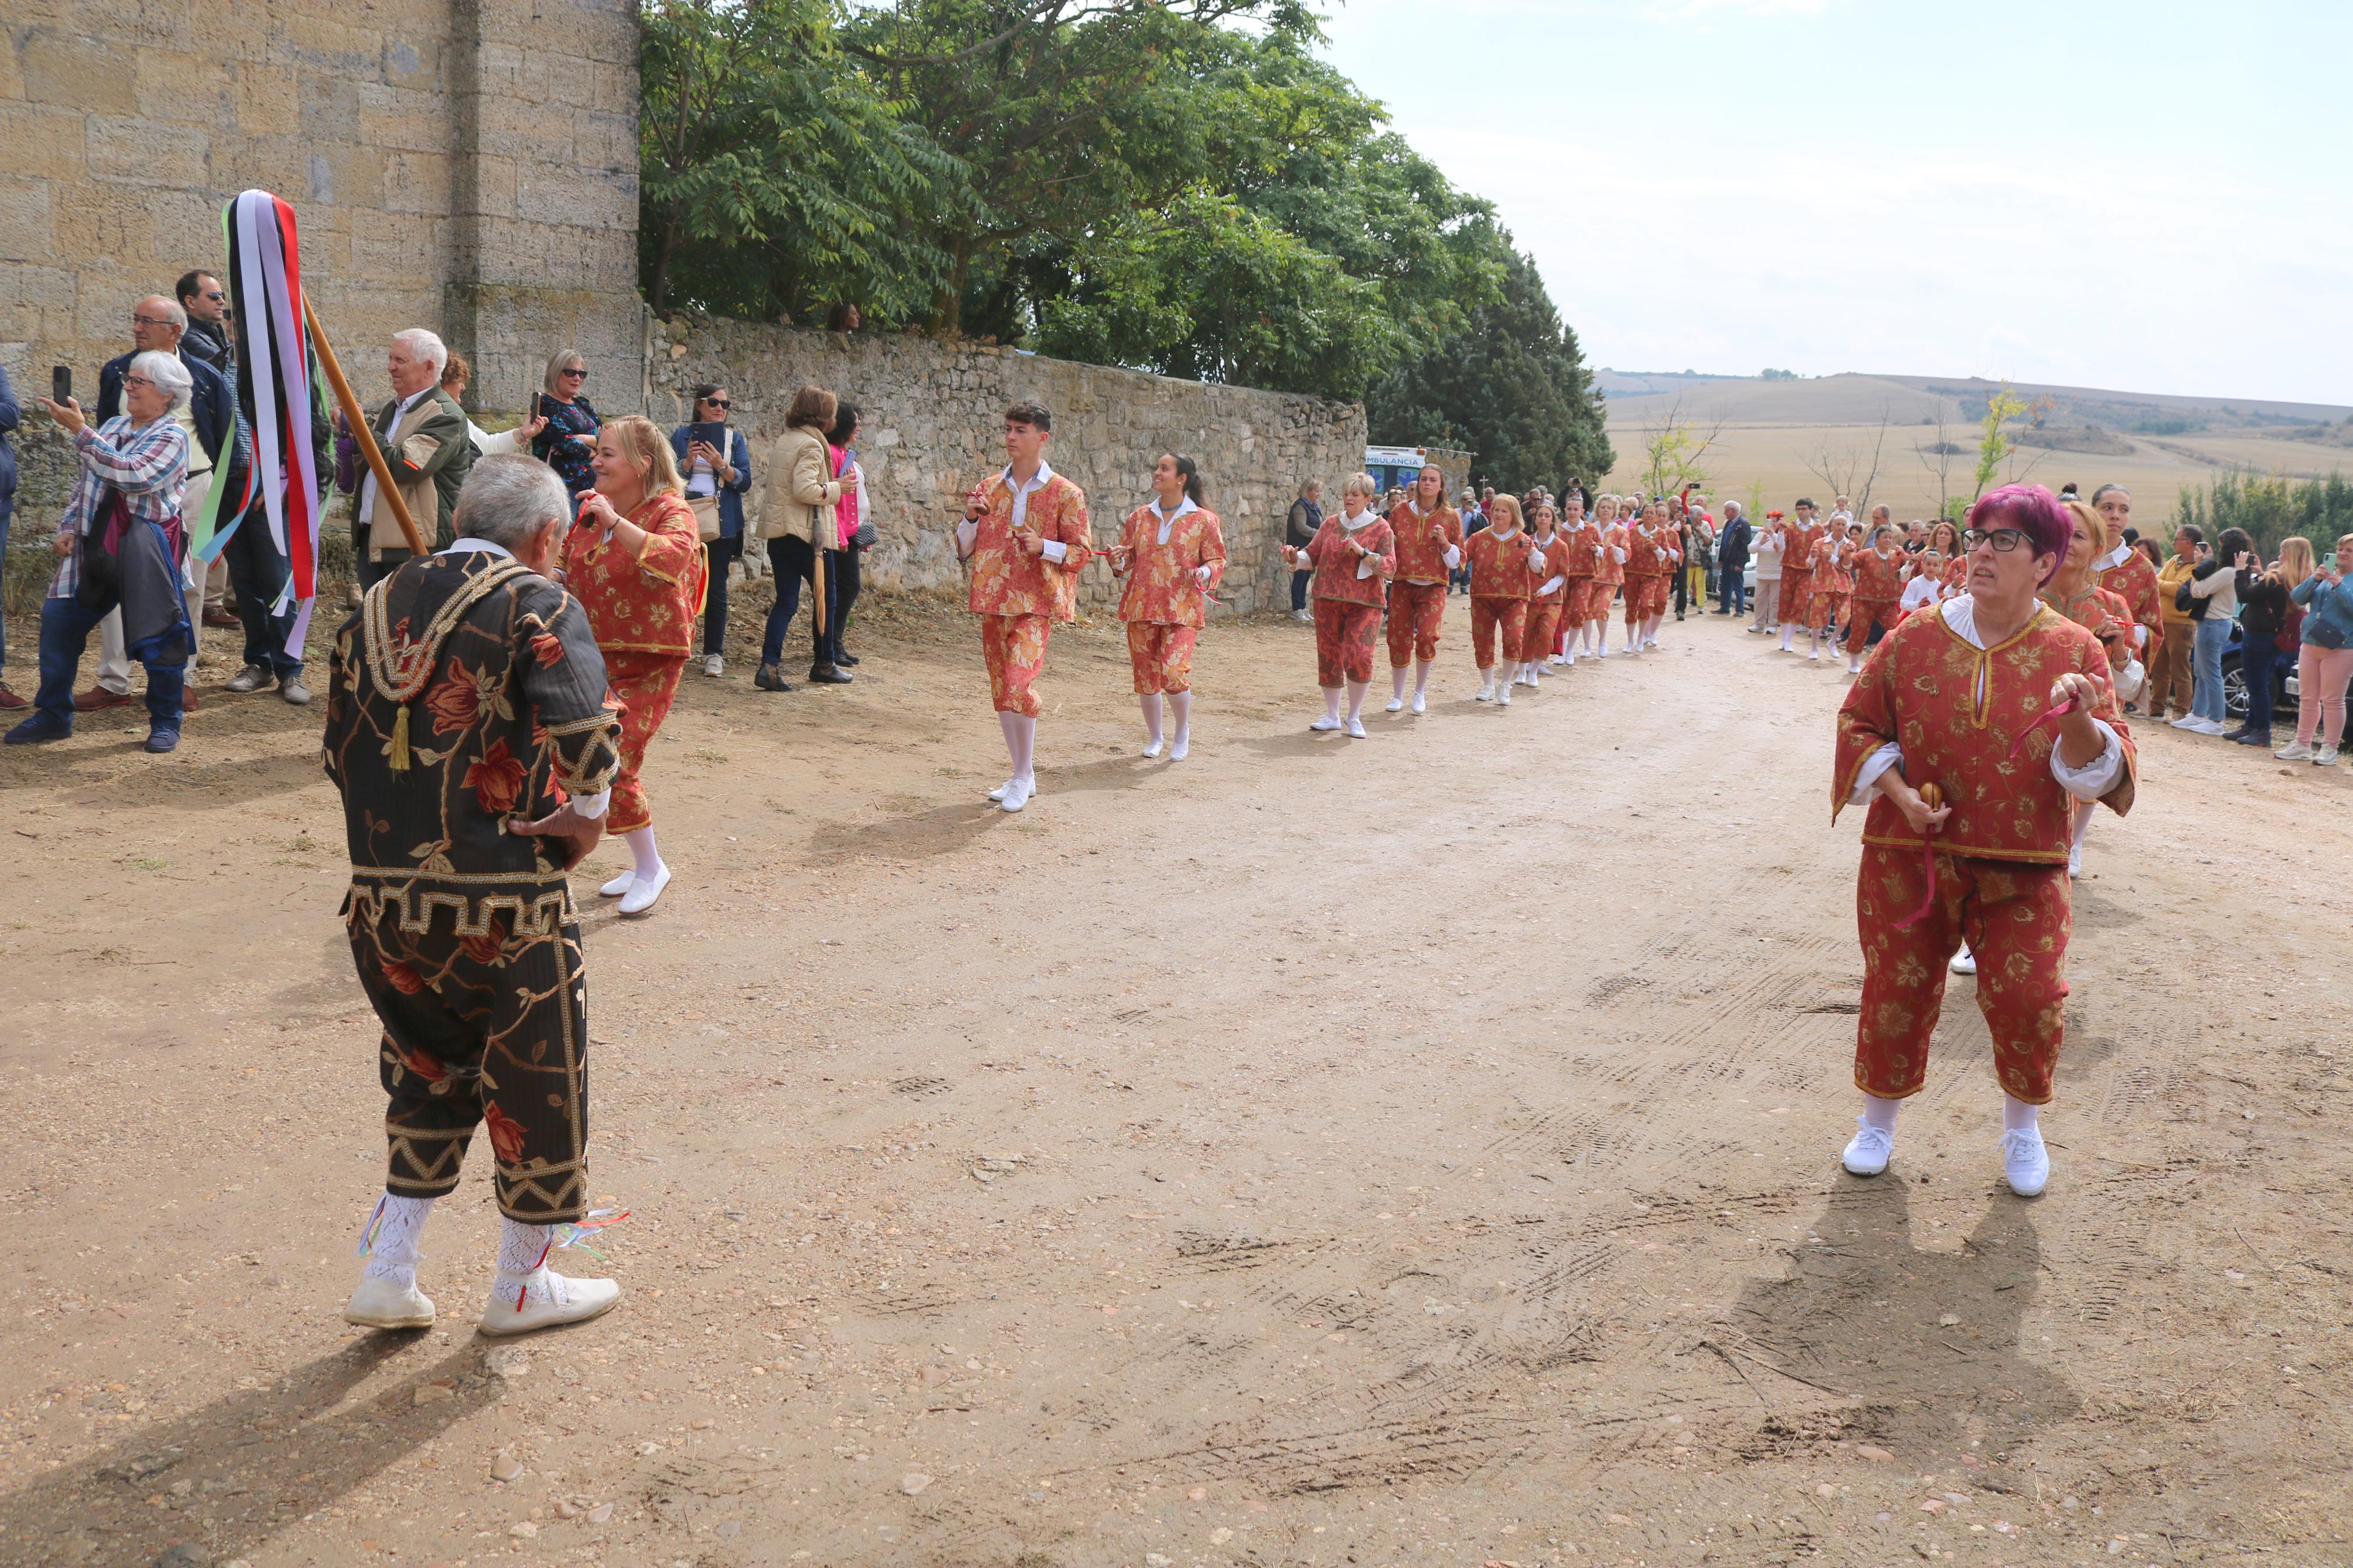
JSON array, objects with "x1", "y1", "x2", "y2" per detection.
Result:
[
  {"x1": 73, "y1": 488, "x2": 130, "y2": 613},
  {"x1": 688, "y1": 495, "x2": 722, "y2": 542},
  {"x1": 2309, "y1": 617, "x2": 2348, "y2": 651}
]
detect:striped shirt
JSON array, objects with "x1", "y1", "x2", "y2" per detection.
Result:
[{"x1": 49, "y1": 414, "x2": 189, "y2": 600}]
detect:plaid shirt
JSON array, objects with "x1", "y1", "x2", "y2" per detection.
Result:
[{"x1": 48, "y1": 414, "x2": 189, "y2": 600}]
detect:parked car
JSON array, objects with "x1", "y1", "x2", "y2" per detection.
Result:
[{"x1": 2218, "y1": 611, "x2": 2351, "y2": 723}]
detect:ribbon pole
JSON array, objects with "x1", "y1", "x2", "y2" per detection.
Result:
[
  {"x1": 1890, "y1": 781, "x2": 1944, "y2": 933},
  {"x1": 303, "y1": 297, "x2": 428, "y2": 559}
]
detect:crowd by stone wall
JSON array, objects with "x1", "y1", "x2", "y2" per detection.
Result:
[{"x1": 650, "y1": 315, "x2": 1367, "y2": 618}]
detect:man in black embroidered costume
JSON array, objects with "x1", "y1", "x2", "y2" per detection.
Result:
[{"x1": 325, "y1": 455, "x2": 627, "y2": 1336}]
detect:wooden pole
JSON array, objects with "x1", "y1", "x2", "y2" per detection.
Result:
[{"x1": 302, "y1": 296, "x2": 428, "y2": 559}]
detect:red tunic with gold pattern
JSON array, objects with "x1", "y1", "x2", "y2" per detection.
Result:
[
  {"x1": 1300, "y1": 514, "x2": 1394, "y2": 606},
  {"x1": 1834, "y1": 600, "x2": 2138, "y2": 1104},
  {"x1": 966, "y1": 471, "x2": 1092, "y2": 621},
  {"x1": 1563, "y1": 519, "x2": 1603, "y2": 622},
  {"x1": 560, "y1": 492, "x2": 705, "y2": 835},
  {"x1": 2098, "y1": 547, "x2": 2165, "y2": 665},
  {"x1": 1115, "y1": 500, "x2": 1226, "y2": 697},
  {"x1": 2044, "y1": 582, "x2": 2137, "y2": 673},
  {"x1": 1386, "y1": 500, "x2": 1463, "y2": 585},
  {"x1": 1780, "y1": 521, "x2": 1822, "y2": 616}
]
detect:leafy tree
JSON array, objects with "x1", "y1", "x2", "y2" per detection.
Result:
[
  {"x1": 1971, "y1": 383, "x2": 2029, "y2": 499},
  {"x1": 1366, "y1": 248, "x2": 1613, "y2": 494}
]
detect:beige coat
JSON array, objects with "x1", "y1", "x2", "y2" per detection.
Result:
[{"x1": 758, "y1": 423, "x2": 842, "y2": 544}]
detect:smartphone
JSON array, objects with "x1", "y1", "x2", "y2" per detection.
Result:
[
  {"x1": 52, "y1": 365, "x2": 70, "y2": 404},
  {"x1": 691, "y1": 422, "x2": 722, "y2": 456}
]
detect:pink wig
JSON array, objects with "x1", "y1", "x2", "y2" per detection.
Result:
[{"x1": 1967, "y1": 483, "x2": 2071, "y2": 583}]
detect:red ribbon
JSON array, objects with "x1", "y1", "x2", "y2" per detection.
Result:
[
  {"x1": 1891, "y1": 826, "x2": 1940, "y2": 931},
  {"x1": 2005, "y1": 697, "x2": 2079, "y2": 761}
]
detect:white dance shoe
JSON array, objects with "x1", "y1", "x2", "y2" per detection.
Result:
[
  {"x1": 1309, "y1": 714, "x2": 1341, "y2": 731},
  {"x1": 1385, "y1": 694, "x2": 1405, "y2": 713},
  {"x1": 478, "y1": 1270, "x2": 621, "y2": 1337},
  {"x1": 344, "y1": 1275, "x2": 436, "y2": 1331},
  {"x1": 1999, "y1": 1128, "x2": 2050, "y2": 1197},
  {"x1": 1345, "y1": 717, "x2": 1367, "y2": 738},
  {"x1": 999, "y1": 777, "x2": 1035, "y2": 812},
  {"x1": 1410, "y1": 691, "x2": 1426, "y2": 714},
  {"x1": 1142, "y1": 736, "x2": 1164, "y2": 758},
  {"x1": 618, "y1": 865, "x2": 670, "y2": 917},
  {"x1": 1841, "y1": 1120, "x2": 1894, "y2": 1177},
  {"x1": 1169, "y1": 733, "x2": 1190, "y2": 761},
  {"x1": 598, "y1": 869, "x2": 634, "y2": 898},
  {"x1": 1949, "y1": 945, "x2": 1977, "y2": 976}
]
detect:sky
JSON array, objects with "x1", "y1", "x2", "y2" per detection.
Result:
[{"x1": 1315, "y1": 0, "x2": 2353, "y2": 407}]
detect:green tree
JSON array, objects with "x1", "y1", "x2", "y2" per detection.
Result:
[
  {"x1": 1971, "y1": 383, "x2": 2029, "y2": 500},
  {"x1": 1365, "y1": 248, "x2": 1612, "y2": 493}
]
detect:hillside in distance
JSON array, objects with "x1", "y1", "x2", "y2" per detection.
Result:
[{"x1": 1595, "y1": 371, "x2": 2353, "y2": 518}]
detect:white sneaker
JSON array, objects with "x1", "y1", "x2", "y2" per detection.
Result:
[
  {"x1": 2067, "y1": 842, "x2": 2083, "y2": 879},
  {"x1": 598, "y1": 869, "x2": 635, "y2": 898},
  {"x1": 1293, "y1": 609, "x2": 1313, "y2": 624},
  {"x1": 2319, "y1": 745, "x2": 2343, "y2": 766},
  {"x1": 1807, "y1": 649, "x2": 1820, "y2": 661},
  {"x1": 1496, "y1": 681, "x2": 1511, "y2": 706},
  {"x1": 1949, "y1": 945, "x2": 1977, "y2": 976},
  {"x1": 478, "y1": 1269, "x2": 622, "y2": 1337},
  {"x1": 1169, "y1": 734, "x2": 1189, "y2": 761},
  {"x1": 2195, "y1": 716, "x2": 2229, "y2": 735},
  {"x1": 1385, "y1": 695, "x2": 1404, "y2": 713},
  {"x1": 987, "y1": 780, "x2": 1012, "y2": 801},
  {"x1": 1999, "y1": 1128, "x2": 2050, "y2": 1197},
  {"x1": 1142, "y1": 736, "x2": 1164, "y2": 758},
  {"x1": 999, "y1": 777, "x2": 1034, "y2": 812},
  {"x1": 1309, "y1": 714, "x2": 1341, "y2": 732},
  {"x1": 1345, "y1": 717, "x2": 1367, "y2": 739},
  {"x1": 1841, "y1": 1120, "x2": 1894, "y2": 1178},
  {"x1": 1474, "y1": 678, "x2": 1493, "y2": 702},
  {"x1": 344, "y1": 1275, "x2": 436, "y2": 1331},
  {"x1": 1546, "y1": 655, "x2": 1565, "y2": 667},
  {"x1": 2274, "y1": 741, "x2": 2314, "y2": 760},
  {"x1": 1410, "y1": 691, "x2": 1426, "y2": 714},
  {"x1": 618, "y1": 864, "x2": 670, "y2": 917},
  {"x1": 702, "y1": 653, "x2": 723, "y2": 678}
]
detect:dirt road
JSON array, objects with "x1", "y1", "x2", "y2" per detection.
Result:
[{"x1": 3, "y1": 594, "x2": 2348, "y2": 1567}]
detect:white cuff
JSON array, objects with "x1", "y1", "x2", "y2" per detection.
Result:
[
  {"x1": 1850, "y1": 742, "x2": 1904, "y2": 805},
  {"x1": 572, "y1": 788, "x2": 611, "y2": 822},
  {"x1": 1538, "y1": 575, "x2": 1566, "y2": 598},
  {"x1": 1041, "y1": 539, "x2": 1069, "y2": 563},
  {"x1": 1442, "y1": 545, "x2": 1461, "y2": 570},
  {"x1": 2052, "y1": 719, "x2": 2125, "y2": 801},
  {"x1": 2115, "y1": 659, "x2": 2146, "y2": 703},
  {"x1": 2134, "y1": 623, "x2": 2150, "y2": 647},
  {"x1": 1193, "y1": 565, "x2": 1213, "y2": 585},
  {"x1": 1610, "y1": 546, "x2": 1626, "y2": 563}
]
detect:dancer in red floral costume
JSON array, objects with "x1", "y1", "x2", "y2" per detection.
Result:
[
  {"x1": 1382, "y1": 464, "x2": 1462, "y2": 714},
  {"x1": 1832, "y1": 483, "x2": 2136, "y2": 1199},
  {"x1": 1109, "y1": 453, "x2": 1225, "y2": 760},
  {"x1": 1282, "y1": 473, "x2": 1392, "y2": 737}
]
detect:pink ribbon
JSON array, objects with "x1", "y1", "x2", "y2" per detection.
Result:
[{"x1": 2005, "y1": 697, "x2": 2079, "y2": 761}]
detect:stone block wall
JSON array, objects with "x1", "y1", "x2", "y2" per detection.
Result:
[
  {"x1": 648, "y1": 316, "x2": 1366, "y2": 617},
  {"x1": 0, "y1": 0, "x2": 642, "y2": 471}
]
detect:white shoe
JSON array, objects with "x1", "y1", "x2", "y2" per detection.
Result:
[
  {"x1": 1410, "y1": 691, "x2": 1426, "y2": 714},
  {"x1": 1475, "y1": 678, "x2": 1494, "y2": 702},
  {"x1": 1999, "y1": 1128, "x2": 2050, "y2": 1197},
  {"x1": 2274, "y1": 741, "x2": 2314, "y2": 760},
  {"x1": 1644, "y1": 637, "x2": 1659, "y2": 650},
  {"x1": 1595, "y1": 646, "x2": 1609, "y2": 658},
  {"x1": 1385, "y1": 695, "x2": 1404, "y2": 713},
  {"x1": 1547, "y1": 655, "x2": 1565, "y2": 667},
  {"x1": 619, "y1": 864, "x2": 670, "y2": 917},
  {"x1": 2194, "y1": 716, "x2": 2229, "y2": 734},
  {"x1": 478, "y1": 1269, "x2": 622, "y2": 1337},
  {"x1": 987, "y1": 780, "x2": 1011, "y2": 801},
  {"x1": 1496, "y1": 682, "x2": 1511, "y2": 706},
  {"x1": 1142, "y1": 737, "x2": 1164, "y2": 758},
  {"x1": 1949, "y1": 945, "x2": 1977, "y2": 976},
  {"x1": 1169, "y1": 734, "x2": 1189, "y2": 761},
  {"x1": 702, "y1": 653, "x2": 723, "y2": 678},
  {"x1": 2168, "y1": 713, "x2": 2204, "y2": 730},
  {"x1": 1807, "y1": 649, "x2": 1820, "y2": 661},
  {"x1": 1841, "y1": 1120, "x2": 1894, "y2": 1178},
  {"x1": 1293, "y1": 609, "x2": 1313, "y2": 623},
  {"x1": 1309, "y1": 714, "x2": 1341, "y2": 732},
  {"x1": 597, "y1": 869, "x2": 634, "y2": 898},
  {"x1": 2067, "y1": 842, "x2": 2083, "y2": 879},
  {"x1": 2319, "y1": 744, "x2": 2343, "y2": 766},
  {"x1": 1345, "y1": 717, "x2": 1367, "y2": 739},
  {"x1": 344, "y1": 1275, "x2": 436, "y2": 1331},
  {"x1": 999, "y1": 777, "x2": 1034, "y2": 812}
]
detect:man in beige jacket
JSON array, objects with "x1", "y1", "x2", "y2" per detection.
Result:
[{"x1": 353, "y1": 329, "x2": 473, "y2": 591}]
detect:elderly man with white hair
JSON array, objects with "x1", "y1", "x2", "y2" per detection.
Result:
[
  {"x1": 353, "y1": 327, "x2": 473, "y2": 590},
  {"x1": 9, "y1": 351, "x2": 195, "y2": 751},
  {"x1": 325, "y1": 454, "x2": 626, "y2": 1336}
]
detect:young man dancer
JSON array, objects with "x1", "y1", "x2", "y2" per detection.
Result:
[
  {"x1": 1383, "y1": 464, "x2": 1463, "y2": 714},
  {"x1": 1776, "y1": 499, "x2": 1822, "y2": 654},
  {"x1": 956, "y1": 401, "x2": 1091, "y2": 812},
  {"x1": 1833, "y1": 483, "x2": 2136, "y2": 1198}
]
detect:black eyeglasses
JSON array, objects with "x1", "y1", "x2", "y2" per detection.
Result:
[
  {"x1": 1961, "y1": 527, "x2": 2031, "y2": 553},
  {"x1": 701, "y1": 397, "x2": 730, "y2": 410}
]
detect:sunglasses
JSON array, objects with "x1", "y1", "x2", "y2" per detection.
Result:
[
  {"x1": 700, "y1": 397, "x2": 730, "y2": 410},
  {"x1": 198, "y1": 290, "x2": 225, "y2": 302},
  {"x1": 561, "y1": 367, "x2": 588, "y2": 380}
]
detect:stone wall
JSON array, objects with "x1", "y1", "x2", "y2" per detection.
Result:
[
  {"x1": 649, "y1": 316, "x2": 1367, "y2": 618},
  {"x1": 0, "y1": 0, "x2": 643, "y2": 492}
]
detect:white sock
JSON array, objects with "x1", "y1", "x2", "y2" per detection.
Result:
[
  {"x1": 1414, "y1": 659, "x2": 1431, "y2": 697},
  {"x1": 1010, "y1": 715, "x2": 1037, "y2": 784},
  {"x1": 1167, "y1": 690, "x2": 1191, "y2": 745},
  {"x1": 2001, "y1": 1094, "x2": 2040, "y2": 1136},
  {"x1": 1391, "y1": 667, "x2": 1408, "y2": 702},
  {"x1": 492, "y1": 1217, "x2": 566, "y2": 1307},
  {"x1": 1321, "y1": 687, "x2": 1343, "y2": 721},
  {"x1": 358, "y1": 1193, "x2": 436, "y2": 1290},
  {"x1": 623, "y1": 826, "x2": 663, "y2": 883},
  {"x1": 1344, "y1": 680, "x2": 1368, "y2": 723},
  {"x1": 1860, "y1": 1093, "x2": 1902, "y2": 1134},
  {"x1": 1139, "y1": 693, "x2": 1162, "y2": 745}
]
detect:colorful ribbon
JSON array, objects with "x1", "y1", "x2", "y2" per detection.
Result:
[
  {"x1": 2004, "y1": 697, "x2": 2079, "y2": 761},
  {"x1": 1890, "y1": 782, "x2": 1945, "y2": 933}
]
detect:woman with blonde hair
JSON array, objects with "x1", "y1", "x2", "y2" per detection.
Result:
[
  {"x1": 2037, "y1": 497, "x2": 2141, "y2": 877},
  {"x1": 529, "y1": 348, "x2": 599, "y2": 500},
  {"x1": 1281, "y1": 471, "x2": 1393, "y2": 737},
  {"x1": 2279, "y1": 534, "x2": 2353, "y2": 765},
  {"x1": 562, "y1": 413, "x2": 705, "y2": 915}
]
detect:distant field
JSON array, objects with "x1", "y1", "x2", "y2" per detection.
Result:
[{"x1": 1596, "y1": 372, "x2": 2353, "y2": 521}]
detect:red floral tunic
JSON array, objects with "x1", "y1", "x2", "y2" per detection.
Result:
[
  {"x1": 1564, "y1": 520, "x2": 1602, "y2": 581},
  {"x1": 559, "y1": 492, "x2": 706, "y2": 657},
  {"x1": 1115, "y1": 502, "x2": 1226, "y2": 629},
  {"x1": 1387, "y1": 500, "x2": 1464, "y2": 585},
  {"x1": 966, "y1": 471, "x2": 1091, "y2": 621},
  {"x1": 1592, "y1": 523, "x2": 1627, "y2": 587},
  {"x1": 2045, "y1": 582, "x2": 2138, "y2": 672},
  {"x1": 1530, "y1": 532, "x2": 1575, "y2": 605},
  {"x1": 1467, "y1": 528, "x2": 1539, "y2": 599},
  {"x1": 1625, "y1": 521, "x2": 1681, "y2": 579},
  {"x1": 1834, "y1": 603, "x2": 2136, "y2": 864},
  {"x1": 1300, "y1": 514, "x2": 1395, "y2": 607},
  {"x1": 1850, "y1": 545, "x2": 1906, "y2": 605},
  {"x1": 2098, "y1": 547, "x2": 2165, "y2": 660}
]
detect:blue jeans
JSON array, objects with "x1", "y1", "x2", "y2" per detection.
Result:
[
  {"x1": 0, "y1": 508, "x2": 10, "y2": 679},
  {"x1": 1291, "y1": 569, "x2": 1312, "y2": 612},
  {"x1": 36, "y1": 593, "x2": 186, "y2": 730},
  {"x1": 2191, "y1": 616, "x2": 2231, "y2": 723},
  {"x1": 2240, "y1": 636, "x2": 2279, "y2": 733},
  {"x1": 761, "y1": 534, "x2": 837, "y2": 668},
  {"x1": 1719, "y1": 567, "x2": 1746, "y2": 616}
]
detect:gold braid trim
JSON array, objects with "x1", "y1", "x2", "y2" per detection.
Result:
[{"x1": 362, "y1": 558, "x2": 533, "y2": 772}]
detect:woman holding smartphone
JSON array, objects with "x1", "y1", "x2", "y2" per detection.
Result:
[
  {"x1": 669, "y1": 385, "x2": 751, "y2": 678},
  {"x1": 2280, "y1": 533, "x2": 2353, "y2": 766}
]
